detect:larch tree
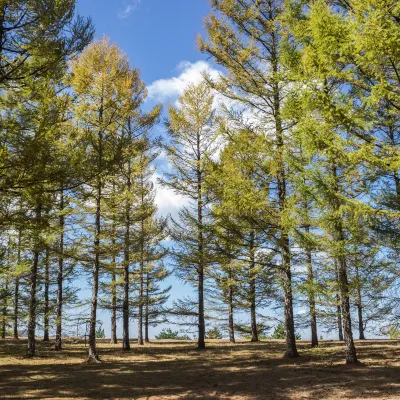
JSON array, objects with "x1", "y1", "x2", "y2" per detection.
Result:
[
  {"x1": 70, "y1": 38, "x2": 140, "y2": 362},
  {"x1": 199, "y1": 0, "x2": 300, "y2": 357},
  {"x1": 160, "y1": 82, "x2": 219, "y2": 350}
]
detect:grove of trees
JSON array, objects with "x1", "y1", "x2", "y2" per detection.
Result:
[{"x1": 0, "y1": 0, "x2": 399, "y2": 366}]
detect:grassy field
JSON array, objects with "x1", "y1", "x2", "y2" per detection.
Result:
[{"x1": 0, "y1": 338, "x2": 399, "y2": 400}]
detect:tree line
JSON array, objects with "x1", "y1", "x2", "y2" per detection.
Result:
[{"x1": 0, "y1": 0, "x2": 399, "y2": 366}]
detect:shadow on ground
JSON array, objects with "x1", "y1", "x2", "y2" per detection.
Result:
[{"x1": 0, "y1": 339, "x2": 399, "y2": 399}]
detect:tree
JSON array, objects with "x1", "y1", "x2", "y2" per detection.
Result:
[
  {"x1": 161, "y1": 82, "x2": 219, "y2": 350},
  {"x1": 70, "y1": 37, "x2": 141, "y2": 362},
  {"x1": 199, "y1": 0, "x2": 300, "y2": 358}
]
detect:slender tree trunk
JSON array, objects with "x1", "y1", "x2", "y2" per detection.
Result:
[
  {"x1": 305, "y1": 225, "x2": 318, "y2": 347},
  {"x1": 355, "y1": 265, "x2": 365, "y2": 340},
  {"x1": 197, "y1": 137, "x2": 205, "y2": 350},
  {"x1": 228, "y1": 268, "x2": 235, "y2": 343},
  {"x1": 331, "y1": 164, "x2": 358, "y2": 364},
  {"x1": 43, "y1": 248, "x2": 50, "y2": 342},
  {"x1": 13, "y1": 277, "x2": 19, "y2": 339},
  {"x1": 271, "y1": 50, "x2": 298, "y2": 357},
  {"x1": 334, "y1": 260, "x2": 344, "y2": 341},
  {"x1": 122, "y1": 161, "x2": 131, "y2": 351},
  {"x1": 2, "y1": 278, "x2": 8, "y2": 338},
  {"x1": 87, "y1": 181, "x2": 101, "y2": 363},
  {"x1": 110, "y1": 207, "x2": 117, "y2": 345},
  {"x1": 249, "y1": 231, "x2": 258, "y2": 342},
  {"x1": 55, "y1": 189, "x2": 64, "y2": 351},
  {"x1": 27, "y1": 203, "x2": 42, "y2": 357},
  {"x1": 13, "y1": 227, "x2": 22, "y2": 340},
  {"x1": 137, "y1": 201, "x2": 145, "y2": 346},
  {"x1": 145, "y1": 272, "x2": 150, "y2": 343},
  {"x1": 110, "y1": 268, "x2": 117, "y2": 344}
]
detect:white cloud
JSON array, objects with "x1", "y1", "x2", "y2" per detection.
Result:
[
  {"x1": 147, "y1": 60, "x2": 221, "y2": 102},
  {"x1": 118, "y1": 0, "x2": 140, "y2": 19},
  {"x1": 151, "y1": 172, "x2": 189, "y2": 219}
]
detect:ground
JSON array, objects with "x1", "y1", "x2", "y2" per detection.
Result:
[{"x1": 0, "y1": 338, "x2": 399, "y2": 400}]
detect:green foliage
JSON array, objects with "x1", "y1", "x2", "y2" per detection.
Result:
[
  {"x1": 206, "y1": 327, "x2": 223, "y2": 339},
  {"x1": 271, "y1": 323, "x2": 301, "y2": 341},
  {"x1": 381, "y1": 325, "x2": 400, "y2": 340},
  {"x1": 95, "y1": 327, "x2": 105, "y2": 339},
  {"x1": 155, "y1": 328, "x2": 191, "y2": 341}
]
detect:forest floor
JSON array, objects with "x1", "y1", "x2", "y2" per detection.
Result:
[{"x1": 0, "y1": 338, "x2": 399, "y2": 400}]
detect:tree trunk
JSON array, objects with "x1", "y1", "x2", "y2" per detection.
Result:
[
  {"x1": 110, "y1": 208, "x2": 117, "y2": 345},
  {"x1": 281, "y1": 233, "x2": 298, "y2": 358},
  {"x1": 249, "y1": 231, "x2": 258, "y2": 342},
  {"x1": 110, "y1": 269, "x2": 117, "y2": 344},
  {"x1": 27, "y1": 203, "x2": 42, "y2": 357},
  {"x1": 305, "y1": 225, "x2": 318, "y2": 347},
  {"x1": 355, "y1": 265, "x2": 365, "y2": 340},
  {"x1": 197, "y1": 136, "x2": 205, "y2": 350},
  {"x1": 335, "y1": 260, "x2": 344, "y2": 341},
  {"x1": 272, "y1": 56, "x2": 298, "y2": 357},
  {"x1": 13, "y1": 227, "x2": 22, "y2": 340},
  {"x1": 145, "y1": 272, "x2": 150, "y2": 343},
  {"x1": 331, "y1": 164, "x2": 358, "y2": 364},
  {"x1": 122, "y1": 163, "x2": 131, "y2": 351},
  {"x1": 87, "y1": 181, "x2": 101, "y2": 363},
  {"x1": 55, "y1": 189, "x2": 64, "y2": 351},
  {"x1": 2, "y1": 278, "x2": 8, "y2": 338},
  {"x1": 137, "y1": 209, "x2": 145, "y2": 346},
  {"x1": 43, "y1": 248, "x2": 50, "y2": 342},
  {"x1": 228, "y1": 269, "x2": 235, "y2": 344}
]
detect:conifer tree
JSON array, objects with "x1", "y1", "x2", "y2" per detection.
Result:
[
  {"x1": 161, "y1": 82, "x2": 219, "y2": 349},
  {"x1": 199, "y1": 0, "x2": 300, "y2": 357},
  {"x1": 70, "y1": 38, "x2": 139, "y2": 362}
]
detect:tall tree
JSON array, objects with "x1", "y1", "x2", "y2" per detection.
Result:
[
  {"x1": 199, "y1": 0, "x2": 300, "y2": 357},
  {"x1": 70, "y1": 38, "x2": 139, "y2": 362},
  {"x1": 161, "y1": 82, "x2": 218, "y2": 350}
]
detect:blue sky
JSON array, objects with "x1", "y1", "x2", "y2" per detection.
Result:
[{"x1": 76, "y1": 0, "x2": 211, "y2": 84}]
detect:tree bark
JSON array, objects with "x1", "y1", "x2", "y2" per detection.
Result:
[
  {"x1": 145, "y1": 272, "x2": 150, "y2": 343},
  {"x1": 2, "y1": 278, "x2": 8, "y2": 338},
  {"x1": 13, "y1": 227, "x2": 22, "y2": 340},
  {"x1": 335, "y1": 260, "x2": 344, "y2": 341},
  {"x1": 355, "y1": 265, "x2": 365, "y2": 340},
  {"x1": 197, "y1": 133, "x2": 205, "y2": 350},
  {"x1": 87, "y1": 181, "x2": 101, "y2": 363},
  {"x1": 331, "y1": 164, "x2": 358, "y2": 364},
  {"x1": 249, "y1": 231, "x2": 258, "y2": 342},
  {"x1": 27, "y1": 203, "x2": 42, "y2": 357},
  {"x1": 137, "y1": 196, "x2": 145, "y2": 346},
  {"x1": 122, "y1": 161, "x2": 131, "y2": 351},
  {"x1": 110, "y1": 268, "x2": 117, "y2": 344},
  {"x1": 305, "y1": 225, "x2": 318, "y2": 347},
  {"x1": 272, "y1": 49, "x2": 298, "y2": 357},
  {"x1": 55, "y1": 189, "x2": 64, "y2": 351},
  {"x1": 43, "y1": 247, "x2": 50, "y2": 342},
  {"x1": 110, "y1": 207, "x2": 117, "y2": 345},
  {"x1": 228, "y1": 269, "x2": 235, "y2": 343}
]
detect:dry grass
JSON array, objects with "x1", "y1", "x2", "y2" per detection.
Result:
[{"x1": 0, "y1": 338, "x2": 399, "y2": 399}]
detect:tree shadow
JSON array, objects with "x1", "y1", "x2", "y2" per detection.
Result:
[{"x1": 0, "y1": 339, "x2": 399, "y2": 399}]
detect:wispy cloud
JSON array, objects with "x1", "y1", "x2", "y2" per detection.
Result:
[{"x1": 118, "y1": 0, "x2": 141, "y2": 19}]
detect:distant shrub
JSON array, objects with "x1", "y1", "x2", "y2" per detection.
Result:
[
  {"x1": 271, "y1": 322, "x2": 301, "y2": 340},
  {"x1": 206, "y1": 327, "x2": 222, "y2": 339},
  {"x1": 235, "y1": 322, "x2": 270, "y2": 340},
  {"x1": 155, "y1": 328, "x2": 191, "y2": 340},
  {"x1": 95, "y1": 327, "x2": 105, "y2": 339}
]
